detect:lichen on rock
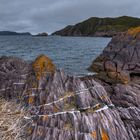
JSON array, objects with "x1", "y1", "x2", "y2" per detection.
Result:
[
  {"x1": 32, "y1": 55, "x2": 56, "y2": 80},
  {"x1": 127, "y1": 26, "x2": 140, "y2": 37}
]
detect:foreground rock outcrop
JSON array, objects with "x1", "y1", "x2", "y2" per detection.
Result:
[
  {"x1": 88, "y1": 26, "x2": 140, "y2": 84},
  {"x1": 87, "y1": 27, "x2": 140, "y2": 139},
  {"x1": 0, "y1": 53, "x2": 139, "y2": 139}
]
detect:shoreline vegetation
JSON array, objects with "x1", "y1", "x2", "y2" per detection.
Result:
[{"x1": 0, "y1": 26, "x2": 139, "y2": 139}]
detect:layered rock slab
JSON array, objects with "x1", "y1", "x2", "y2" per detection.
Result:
[{"x1": 0, "y1": 55, "x2": 139, "y2": 139}]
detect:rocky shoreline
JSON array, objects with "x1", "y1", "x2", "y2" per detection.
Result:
[
  {"x1": 0, "y1": 27, "x2": 140, "y2": 140},
  {"x1": 88, "y1": 27, "x2": 140, "y2": 84}
]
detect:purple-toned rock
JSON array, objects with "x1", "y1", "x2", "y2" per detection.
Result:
[
  {"x1": 0, "y1": 55, "x2": 139, "y2": 140},
  {"x1": 88, "y1": 29, "x2": 140, "y2": 84}
]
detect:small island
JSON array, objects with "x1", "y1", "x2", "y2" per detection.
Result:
[{"x1": 36, "y1": 32, "x2": 48, "y2": 36}]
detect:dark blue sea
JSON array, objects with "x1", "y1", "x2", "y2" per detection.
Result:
[{"x1": 0, "y1": 35, "x2": 111, "y2": 76}]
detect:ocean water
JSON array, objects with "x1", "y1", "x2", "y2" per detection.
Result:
[{"x1": 0, "y1": 35, "x2": 111, "y2": 76}]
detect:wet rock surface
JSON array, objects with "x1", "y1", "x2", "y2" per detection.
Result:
[{"x1": 0, "y1": 54, "x2": 139, "y2": 140}]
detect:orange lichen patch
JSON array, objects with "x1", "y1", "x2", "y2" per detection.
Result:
[
  {"x1": 27, "y1": 127, "x2": 33, "y2": 134},
  {"x1": 28, "y1": 96, "x2": 34, "y2": 104},
  {"x1": 94, "y1": 104, "x2": 101, "y2": 110},
  {"x1": 33, "y1": 55, "x2": 56, "y2": 80},
  {"x1": 32, "y1": 82, "x2": 38, "y2": 88},
  {"x1": 101, "y1": 129, "x2": 109, "y2": 140},
  {"x1": 117, "y1": 72, "x2": 130, "y2": 84},
  {"x1": 53, "y1": 105, "x2": 59, "y2": 112},
  {"x1": 42, "y1": 115, "x2": 48, "y2": 121},
  {"x1": 100, "y1": 95, "x2": 106, "y2": 99},
  {"x1": 127, "y1": 26, "x2": 140, "y2": 37},
  {"x1": 91, "y1": 131, "x2": 97, "y2": 139},
  {"x1": 63, "y1": 122, "x2": 73, "y2": 130}
]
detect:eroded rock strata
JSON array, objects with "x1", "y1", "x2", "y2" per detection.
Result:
[
  {"x1": 88, "y1": 27, "x2": 140, "y2": 84},
  {"x1": 0, "y1": 53, "x2": 139, "y2": 140}
]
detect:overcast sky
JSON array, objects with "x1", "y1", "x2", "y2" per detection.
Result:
[{"x1": 0, "y1": 0, "x2": 140, "y2": 34}]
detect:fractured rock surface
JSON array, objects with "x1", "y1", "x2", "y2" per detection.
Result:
[
  {"x1": 0, "y1": 55, "x2": 139, "y2": 140},
  {"x1": 88, "y1": 28, "x2": 140, "y2": 84},
  {"x1": 87, "y1": 27, "x2": 140, "y2": 140}
]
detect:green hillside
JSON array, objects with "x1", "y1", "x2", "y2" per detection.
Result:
[{"x1": 52, "y1": 16, "x2": 140, "y2": 37}]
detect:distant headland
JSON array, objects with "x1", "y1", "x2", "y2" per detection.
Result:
[
  {"x1": 0, "y1": 31, "x2": 50, "y2": 37},
  {"x1": 0, "y1": 31, "x2": 32, "y2": 36},
  {"x1": 52, "y1": 16, "x2": 140, "y2": 37}
]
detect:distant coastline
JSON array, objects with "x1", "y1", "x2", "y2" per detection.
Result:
[
  {"x1": 2, "y1": 16, "x2": 140, "y2": 37},
  {"x1": 0, "y1": 31, "x2": 31, "y2": 36}
]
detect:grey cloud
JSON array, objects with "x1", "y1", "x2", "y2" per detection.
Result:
[{"x1": 0, "y1": 0, "x2": 140, "y2": 34}]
